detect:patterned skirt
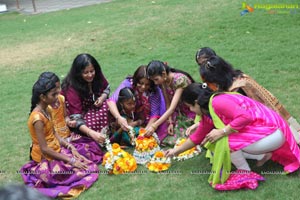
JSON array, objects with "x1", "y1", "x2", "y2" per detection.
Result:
[
  {"x1": 69, "y1": 133, "x2": 104, "y2": 164},
  {"x1": 20, "y1": 148, "x2": 99, "y2": 199}
]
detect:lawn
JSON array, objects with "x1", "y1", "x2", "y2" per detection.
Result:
[{"x1": 0, "y1": 0, "x2": 300, "y2": 199}]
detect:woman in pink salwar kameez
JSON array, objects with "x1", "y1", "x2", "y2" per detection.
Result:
[{"x1": 166, "y1": 83, "x2": 300, "y2": 191}]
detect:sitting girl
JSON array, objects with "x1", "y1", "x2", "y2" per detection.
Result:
[
  {"x1": 39, "y1": 72, "x2": 104, "y2": 164},
  {"x1": 109, "y1": 87, "x2": 143, "y2": 146},
  {"x1": 20, "y1": 75, "x2": 98, "y2": 199}
]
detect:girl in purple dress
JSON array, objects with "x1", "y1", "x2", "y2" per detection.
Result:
[
  {"x1": 145, "y1": 60, "x2": 195, "y2": 144},
  {"x1": 61, "y1": 53, "x2": 109, "y2": 144},
  {"x1": 107, "y1": 65, "x2": 167, "y2": 142},
  {"x1": 20, "y1": 75, "x2": 98, "y2": 199}
]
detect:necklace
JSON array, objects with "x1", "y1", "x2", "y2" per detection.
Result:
[{"x1": 36, "y1": 104, "x2": 51, "y2": 120}]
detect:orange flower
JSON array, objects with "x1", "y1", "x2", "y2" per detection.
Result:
[
  {"x1": 154, "y1": 151, "x2": 164, "y2": 158},
  {"x1": 139, "y1": 128, "x2": 146, "y2": 135}
]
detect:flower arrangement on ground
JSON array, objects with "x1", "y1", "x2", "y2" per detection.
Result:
[
  {"x1": 133, "y1": 128, "x2": 160, "y2": 165},
  {"x1": 102, "y1": 137, "x2": 137, "y2": 175},
  {"x1": 173, "y1": 137, "x2": 202, "y2": 161},
  {"x1": 147, "y1": 151, "x2": 171, "y2": 172}
]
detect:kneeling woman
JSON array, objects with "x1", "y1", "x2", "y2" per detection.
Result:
[
  {"x1": 20, "y1": 76, "x2": 99, "y2": 199},
  {"x1": 165, "y1": 83, "x2": 300, "y2": 190}
]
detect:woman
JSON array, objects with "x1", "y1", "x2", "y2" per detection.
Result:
[
  {"x1": 61, "y1": 53, "x2": 110, "y2": 144},
  {"x1": 20, "y1": 75, "x2": 98, "y2": 199},
  {"x1": 145, "y1": 60, "x2": 195, "y2": 144},
  {"x1": 197, "y1": 52, "x2": 300, "y2": 143},
  {"x1": 166, "y1": 83, "x2": 300, "y2": 190},
  {"x1": 107, "y1": 65, "x2": 166, "y2": 141}
]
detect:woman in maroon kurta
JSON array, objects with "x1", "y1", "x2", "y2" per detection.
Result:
[{"x1": 61, "y1": 53, "x2": 109, "y2": 144}]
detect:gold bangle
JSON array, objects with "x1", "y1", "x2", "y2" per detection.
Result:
[{"x1": 151, "y1": 124, "x2": 157, "y2": 131}]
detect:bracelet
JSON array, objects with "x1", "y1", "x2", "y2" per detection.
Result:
[
  {"x1": 222, "y1": 128, "x2": 227, "y2": 136},
  {"x1": 151, "y1": 124, "x2": 157, "y2": 131},
  {"x1": 69, "y1": 157, "x2": 76, "y2": 165}
]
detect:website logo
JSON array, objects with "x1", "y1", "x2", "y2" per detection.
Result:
[
  {"x1": 241, "y1": 2, "x2": 299, "y2": 15},
  {"x1": 241, "y1": 2, "x2": 254, "y2": 16}
]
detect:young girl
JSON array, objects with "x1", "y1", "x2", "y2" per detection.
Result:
[
  {"x1": 145, "y1": 60, "x2": 195, "y2": 145},
  {"x1": 20, "y1": 76, "x2": 98, "y2": 199},
  {"x1": 107, "y1": 65, "x2": 167, "y2": 142},
  {"x1": 165, "y1": 83, "x2": 300, "y2": 190},
  {"x1": 109, "y1": 87, "x2": 142, "y2": 146},
  {"x1": 39, "y1": 72, "x2": 104, "y2": 164}
]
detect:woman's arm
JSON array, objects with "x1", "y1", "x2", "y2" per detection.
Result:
[
  {"x1": 213, "y1": 95, "x2": 253, "y2": 130},
  {"x1": 107, "y1": 101, "x2": 129, "y2": 131},
  {"x1": 146, "y1": 88, "x2": 184, "y2": 134},
  {"x1": 165, "y1": 138, "x2": 196, "y2": 157},
  {"x1": 78, "y1": 125, "x2": 105, "y2": 144},
  {"x1": 107, "y1": 79, "x2": 132, "y2": 130}
]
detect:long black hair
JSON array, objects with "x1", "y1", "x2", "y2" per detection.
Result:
[
  {"x1": 199, "y1": 55, "x2": 244, "y2": 91},
  {"x1": 62, "y1": 53, "x2": 108, "y2": 99},
  {"x1": 181, "y1": 83, "x2": 213, "y2": 111},
  {"x1": 30, "y1": 76, "x2": 57, "y2": 113},
  {"x1": 146, "y1": 60, "x2": 195, "y2": 83}
]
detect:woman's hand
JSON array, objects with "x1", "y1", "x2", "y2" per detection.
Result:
[
  {"x1": 69, "y1": 145, "x2": 91, "y2": 164},
  {"x1": 117, "y1": 117, "x2": 130, "y2": 131},
  {"x1": 201, "y1": 128, "x2": 224, "y2": 145},
  {"x1": 87, "y1": 129, "x2": 106, "y2": 144},
  {"x1": 67, "y1": 119, "x2": 77, "y2": 128},
  {"x1": 94, "y1": 96, "x2": 105, "y2": 107},
  {"x1": 70, "y1": 157, "x2": 89, "y2": 170},
  {"x1": 145, "y1": 125, "x2": 156, "y2": 137},
  {"x1": 164, "y1": 149, "x2": 176, "y2": 158},
  {"x1": 185, "y1": 123, "x2": 199, "y2": 136}
]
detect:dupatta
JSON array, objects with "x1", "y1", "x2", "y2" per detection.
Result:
[{"x1": 204, "y1": 93, "x2": 232, "y2": 187}]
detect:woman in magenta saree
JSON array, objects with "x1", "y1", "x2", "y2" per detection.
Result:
[{"x1": 61, "y1": 53, "x2": 110, "y2": 145}]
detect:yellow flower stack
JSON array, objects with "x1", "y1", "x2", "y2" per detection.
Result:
[
  {"x1": 173, "y1": 138, "x2": 202, "y2": 161},
  {"x1": 102, "y1": 143, "x2": 137, "y2": 175},
  {"x1": 133, "y1": 128, "x2": 160, "y2": 165},
  {"x1": 147, "y1": 151, "x2": 171, "y2": 172}
]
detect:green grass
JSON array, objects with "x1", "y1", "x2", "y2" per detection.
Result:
[{"x1": 1, "y1": 0, "x2": 300, "y2": 199}]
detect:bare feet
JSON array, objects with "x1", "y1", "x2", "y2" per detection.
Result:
[{"x1": 256, "y1": 153, "x2": 272, "y2": 167}]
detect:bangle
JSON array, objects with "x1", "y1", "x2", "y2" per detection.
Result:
[
  {"x1": 222, "y1": 128, "x2": 227, "y2": 136},
  {"x1": 69, "y1": 157, "x2": 76, "y2": 165},
  {"x1": 151, "y1": 124, "x2": 157, "y2": 131}
]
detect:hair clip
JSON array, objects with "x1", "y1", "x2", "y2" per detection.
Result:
[
  {"x1": 202, "y1": 83, "x2": 208, "y2": 89},
  {"x1": 205, "y1": 61, "x2": 215, "y2": 70}
]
